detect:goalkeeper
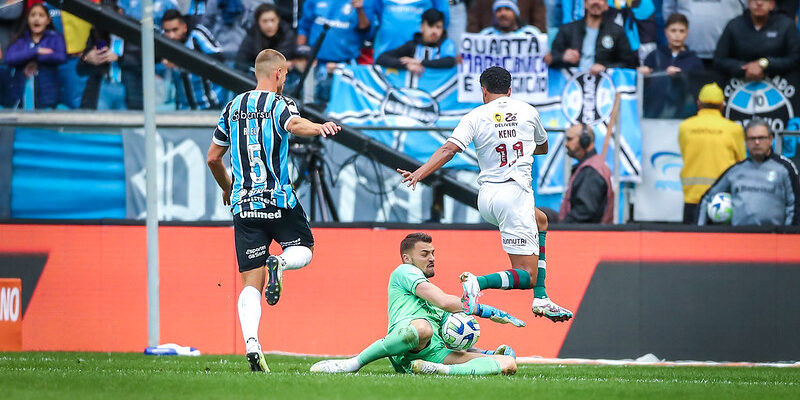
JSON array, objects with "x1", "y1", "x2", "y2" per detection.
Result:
[{"x1": 311, "y1": 232, "x2": 523, "y2": 376}]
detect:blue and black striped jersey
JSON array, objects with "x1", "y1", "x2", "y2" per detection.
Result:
[{"x1": 213, "y1": 90, "x2": 301, "y2": 213}]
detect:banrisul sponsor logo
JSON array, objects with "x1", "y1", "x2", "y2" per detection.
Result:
[{"x1": 231, "y1": 109, "x2": 269, "y2": 122}]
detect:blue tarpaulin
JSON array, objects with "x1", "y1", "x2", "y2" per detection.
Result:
[{"x1": 11, "y1": 128, "x2": 126, "y2": 219}]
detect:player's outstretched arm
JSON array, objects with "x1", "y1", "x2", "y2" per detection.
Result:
[
  {"x1": 287, "y1": 117, "x2": 341, "y2": 138},
  {"x1": 414, "y1": 282, "x2": 524, "y2": 327},
  {"x1": 207, "y1": 142, "x2": 232, "y2": 205},
  {"x1": 414, "y1": 281, "x2": 465, "y2": 313},
  {"x1": 396, "y1": 141, "x2": 460, "y2": 190}
]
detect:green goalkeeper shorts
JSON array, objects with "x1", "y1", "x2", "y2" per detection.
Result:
[{"x1": 388, "y1": 318, "x2": 453, "y2": 373}]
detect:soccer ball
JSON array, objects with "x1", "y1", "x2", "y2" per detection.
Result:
[
  {"x1": 441, "y1": 312, "x2": 480, "y2": 350},
  {"x1": 707, "y1": 192, "x2": 733, "y2": 224}
]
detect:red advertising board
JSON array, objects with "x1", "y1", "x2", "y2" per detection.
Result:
[{"x1": 0, "y1": 224, "x2": 798, "y2": 356}]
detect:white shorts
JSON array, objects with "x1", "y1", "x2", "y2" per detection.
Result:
[{"x1": 477, "y1": 181, "x2": 539, "y2": 256}]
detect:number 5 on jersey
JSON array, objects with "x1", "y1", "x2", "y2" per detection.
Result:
[{"x1": 247, "y1": 143, "x2": 267, "y2": 184}]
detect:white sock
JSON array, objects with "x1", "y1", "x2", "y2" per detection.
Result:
[
  {"x1": 238, "y1": 286, "x2": 262, "y2": 353},
  {"x1": 432, "y1": 362, "x2": 451, "y2": 374},
  {"x1": 538, "y1": 259, "x2": 546, "y2": 270},
  {"x1": 280, "y1": 246, "x2": 313, "y2": 271},
  {"x1": 343, "y1": 357, "x2": 362, "y2": 372}
]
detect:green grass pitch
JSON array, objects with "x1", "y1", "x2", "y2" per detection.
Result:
[{"x1": 1, "y1": 352, "x2": 798, "y2": 399}]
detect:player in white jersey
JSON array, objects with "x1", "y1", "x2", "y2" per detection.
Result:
[{"x1": 397, "y1": 66, "x2": 573, "y2": 322}]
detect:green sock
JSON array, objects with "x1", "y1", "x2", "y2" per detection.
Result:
[
  {"x1": 356, "y1": 325, "x2": 419, "y2": 366},
  {"x1": 533, "y1": 231, "x2": 548, "y2": 299},
  {"x1": 446, "y1": 357, "x2": 502, "y2": 375},
  {"x1": 477, "y1": 269, "x2": 532, "y2": 290}
]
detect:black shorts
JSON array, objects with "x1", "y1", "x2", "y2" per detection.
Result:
[{"x1": 233, "y1": 204, "x2": 314, "y2": 272}]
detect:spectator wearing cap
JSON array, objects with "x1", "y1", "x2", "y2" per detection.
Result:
[
  {"x1": 376, "y1": 8, "x2": 456, "y2": 72},
  {"x1": 547, "y1": 0, "x2": 638, "y2": 74},
  {"x1": 373, "y1": 0, "x2": 450, "y2": 60},
  {"x1": 678, "y1": 83, "x2": 746, "y2": 224},
  {"x1": 467, "y1": 0, "x2": 547, "y2": 35},
  {"x1": 698, "y1": 119, "x2": 800, "y2": 226},
  {"x1": 477, "y1": 0, "x2": 544, "y2": 35},
  {"x1": 714, "y1": 0, "x2": 800, "y2": 81}
]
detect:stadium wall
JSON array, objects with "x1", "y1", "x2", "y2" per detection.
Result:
[{"x1": 1, "y1": 223, "x2": 798, "y2": 362}]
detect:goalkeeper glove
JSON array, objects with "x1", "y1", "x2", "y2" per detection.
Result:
[{"x1": 467, "y1": 303, "x2": 526, "y2": 327}]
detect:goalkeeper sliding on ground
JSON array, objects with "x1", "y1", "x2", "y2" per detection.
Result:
[{"x1": 310, "y1": 232, "x2": 524, "y2": 376}]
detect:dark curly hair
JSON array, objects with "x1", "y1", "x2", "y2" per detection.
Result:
[{"x1": 479, "y1": 66, "x2": 512, "y2": 94}]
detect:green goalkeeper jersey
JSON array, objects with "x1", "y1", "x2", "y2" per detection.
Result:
[{"x1": 387, "y1": 264, "x2": 447, "y2": 333}]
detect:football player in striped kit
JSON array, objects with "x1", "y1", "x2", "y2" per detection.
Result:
[{"x1": 207, "y1": 49, "x2": 341, "y2": 372}]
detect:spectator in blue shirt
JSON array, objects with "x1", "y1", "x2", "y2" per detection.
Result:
[
  {"x1": 376, "y1": 8, "x2": 456, "y2": 72},
  {"x1": 4, "y1": 3, "x2": 66, "y2": 109},
  {"x1": 297, "y1": 0, "x2": 378, "y2": 105},
  {"x1": 373, "y1": 0, "x2": 450, "y2": 59},
  {"x1": 161, "y1": 9, "x2": 224, "y2": 110}
]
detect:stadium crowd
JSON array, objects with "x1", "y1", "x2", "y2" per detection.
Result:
[
  {"x1": 2, "y1": 0, "x2": 799, "y2": 110},
  {"x1": 0, "y1": 0, "x2": 799, "y2": 226}
]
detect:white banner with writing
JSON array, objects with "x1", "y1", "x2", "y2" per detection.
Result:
[{"x1": 457, "y1": 33, "x2": 549, "y2": 103}]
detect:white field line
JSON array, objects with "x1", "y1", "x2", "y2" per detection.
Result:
[{"x1": 516, "y1": 357, "x2": 800, "y2": 368}]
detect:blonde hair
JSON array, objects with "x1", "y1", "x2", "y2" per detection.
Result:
[{"x1": 254, "y1": 49, "x2": 286, "y2": 79}]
